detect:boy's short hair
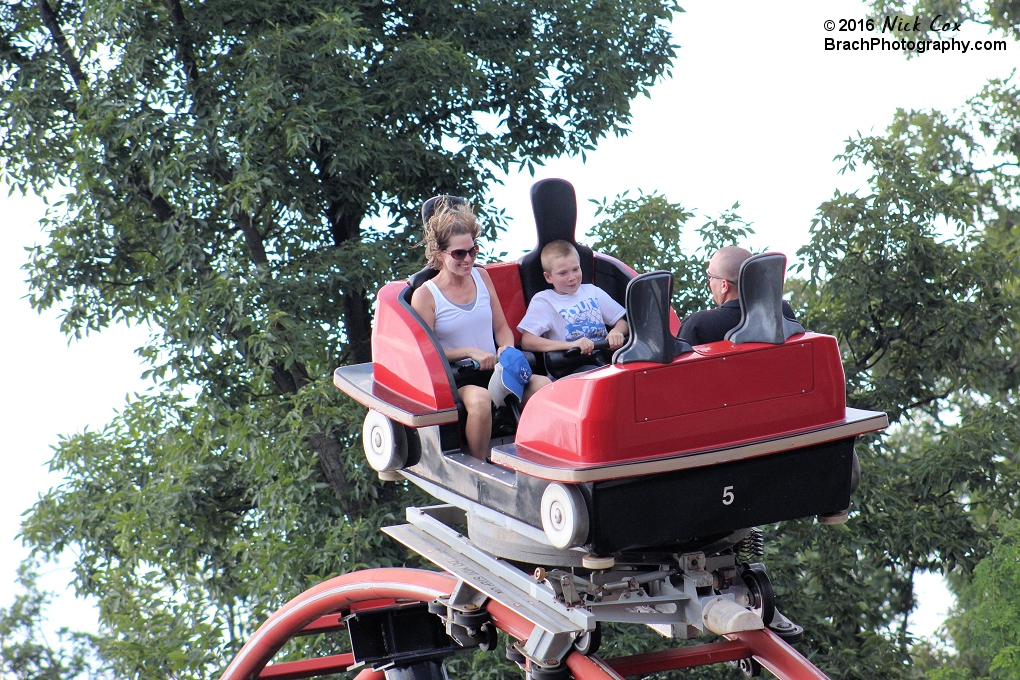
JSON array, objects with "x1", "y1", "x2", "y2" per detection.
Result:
[{"x1": 540, "y1": 240, "x2": 579, "y2": 273}]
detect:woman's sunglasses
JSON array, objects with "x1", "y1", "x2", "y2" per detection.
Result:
[{"x1": 444, "y1": 244, "x2": 480, "y2": 261}]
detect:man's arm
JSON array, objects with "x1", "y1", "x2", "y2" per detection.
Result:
[{"x1": 677, "y1": 311, "x2": 706, "y2": 346}]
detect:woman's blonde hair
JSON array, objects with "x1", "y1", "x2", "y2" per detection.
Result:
[{"x1": 423, "y1": 200, "x2": 481, "y2": 270}]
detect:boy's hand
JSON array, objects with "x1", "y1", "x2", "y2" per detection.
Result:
[
  {"x1": 606, "y1": 331, "x2": 626, "y2": 350},
  {"x1": 570, "y1": 337, "x2": 595, "y2": 355}
]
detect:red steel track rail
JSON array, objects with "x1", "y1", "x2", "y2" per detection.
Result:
[{"x1": 217, "y1": 568, "x2": 828, "y2": 680}]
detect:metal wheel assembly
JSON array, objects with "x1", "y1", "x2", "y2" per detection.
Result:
[
  {"x1": 540, "y1": 483, "x2": 589, "y2": 549},
  {"x1": 573, "y1": 623, "x2": 601, "y2": 657},
  {"x1": 742, "y1": 563, "x2": 776, "y2": 627},
  {"x1": 363, "y1": 409, "x2": 408, "y2": 474}
]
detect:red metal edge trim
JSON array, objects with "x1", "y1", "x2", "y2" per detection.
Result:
[
  {"x1": 294, "y1": 614, "x2": 346, "y2": 637},
  {"x1": 602, "y1": 640, "x2": 751, "y2": 676},
  {"x1": 727, "y1": 629, "x2": 830, "y2": 680},
  {"x1": 218, "y1": 569, "x2": 458, "y2": 680},
  {"x1": 567, "y1": 653, "x2": 626, "y2": 680},
  {"x1": 258, "y1": 653, "x2": 354, "y2": 680}
]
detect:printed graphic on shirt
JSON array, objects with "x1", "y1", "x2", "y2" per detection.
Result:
[{"x1": 559, "y1": 297, "x2": 608, "y2": 341}]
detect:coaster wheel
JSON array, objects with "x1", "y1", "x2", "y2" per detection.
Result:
[
  {"x1": 742, "y1": 563, "x2": 776, "y2": 627},
  {"x1": 362, "y1": 410, "x2": 408, "y2": 473},
  {"x1": 574, "y1": 622, "x2": 602, "y2": 657}
]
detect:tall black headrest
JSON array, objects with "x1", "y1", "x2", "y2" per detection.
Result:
[
  {"x1": 421, "y1": 195, "x2": 469, "y2": 225},
  {"x1": 613, "y1": 271, "x2": 692, "y2": 365},
  {"x1": 519, "y1": 179, "x2": 595, "y2": 304},
  {"x1": 725, "y1": 253, "x2": 806, "y2": 344},
  {"x1": 531, "y1": 179, "x2": 578, "y2": 243}
]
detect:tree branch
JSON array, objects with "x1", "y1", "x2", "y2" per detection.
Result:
[
  {"x1": 309, "y1": 430, "x2": 355, "y2": 514},
  {"x1": 138, "y1": 186, "x2": 176, "y2": 222},
  {"x1": 902, "y1": 389, "x2": 952, "y2": 412},
  {"x1": 36, "y1": 0, "x2": 86, "y2": 89},
  {"x1": 236, "y1": 211, "x2": 268, "y2": 266},
  {"x1": 164, "y1": 0, "x2": 200, "y2": 89},
  {"x1": 313, "y1": 147, "x2": 374, "y2": 365}
]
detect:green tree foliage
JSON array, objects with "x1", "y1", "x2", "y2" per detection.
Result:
[
  {"x1": 0, "y1": 566, "x2": 92, "y2": 680},
  {"x1": 585, "y1": 77, "x2": 1020, "y2": 678},
  {"x1": 785, "y1": 77, "x2": 1020, "y2": 678},
  {"x1": 857, "y1": 2, "x2": 1020, "y2": 670},
  {"x1": 931, "y1": 520, "x2": 1020, "y2": 680},
  {"x1": 0, "y1": 0, "x2": 678, "y2": 676}
]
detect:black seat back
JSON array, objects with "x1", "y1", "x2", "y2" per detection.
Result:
[
  {"x1": 724, "y1": 253, "x2": 806, "y2": 344},
  {"x1": 421, "y1": 194, "x2": 469, "y2": 224},
  {"x1": 518, "y1": 179, "x2": 595, "y2": 305},
  {"x1": 613, "y1": 272, "x2": 691, "y2": 365},
  {"x1": 407, "y1": 266, "x2": 439, "y2": 292}
]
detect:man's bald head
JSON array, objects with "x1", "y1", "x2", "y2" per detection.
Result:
[
  {"x1": 710, "y1": 246, "x2": 752, "y2": 283},
  {"x1": 707, "y1": 246, "x2": 751, "y2": 305}
]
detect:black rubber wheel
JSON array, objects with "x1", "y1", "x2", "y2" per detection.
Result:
[
  {"x1": 850, "y1": 450, "x2": 861, "y2": 494},
  {"x1": 451, "y1": 608, "x2": 489, "y2": 628},
  {"x1": 478, "y1": 623, "x2": 498, "y2": 652},
  {"x1": 574, "y1": 622, "x2": 602, "y2": 656},
  {"x1": 738, "y1": 657, "x2": 763, "y2": 677},
  {"x1": 506, "y1": 644, "x2": 526, "y2": 665},
  {"x1": 530, "y1": 663, "x2": 569, "y2": 680},
  {"x1": 742, "y1": 563, "x2": 776, "y2": 626},
  {"x1": 768, "y1": 619, "x2": 805, "y2": 643}
]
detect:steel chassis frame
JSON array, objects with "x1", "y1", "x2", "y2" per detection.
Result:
[{"x1": 218, "y1": 518, "x2": 830, "y2": 680}]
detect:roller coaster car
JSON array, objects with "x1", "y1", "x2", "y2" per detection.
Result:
[{"x1": 334, "y1": 179, "x2": 887, "y2": 569}]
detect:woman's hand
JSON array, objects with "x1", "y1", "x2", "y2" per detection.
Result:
[{"x1": 465, "y1": 347, "x2": 497, "y2": 371}]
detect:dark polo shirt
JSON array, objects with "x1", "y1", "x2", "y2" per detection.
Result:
[{"x1": 678, "y1": 299, "x2": 797, "y2": 346}]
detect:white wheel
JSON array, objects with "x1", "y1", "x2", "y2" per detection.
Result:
[
  {"x1": 540, "y1": 483, "x2": 589, "y2": 549},
  {"x1": 362, "y1": 410, "x2": 407, "y2": 472}
]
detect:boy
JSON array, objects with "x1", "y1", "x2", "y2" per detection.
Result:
[{"x1": 518, "y1": 240, "x2": 628, "y2": 357}]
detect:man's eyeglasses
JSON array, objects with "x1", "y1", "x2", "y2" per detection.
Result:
[
  {"x1": 706, "y1": 271, "x2": 733, "y2": 284},
  {"x1": 445, "y1": 244, "x2": 480, "y2": 261}
]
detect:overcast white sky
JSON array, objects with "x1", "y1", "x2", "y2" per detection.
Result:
[{"x1": 2, "y1": 0, "x2": 1015, "y2": 644}]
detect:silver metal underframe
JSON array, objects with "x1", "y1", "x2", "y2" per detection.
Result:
[
  {"x1": 384, "y1": 505, "x2": 760, "y2": 667},
  {"x1": 399, "y1": 470, "x2": 552, "y2": 546}
]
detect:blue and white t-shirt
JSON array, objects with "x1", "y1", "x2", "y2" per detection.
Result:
[{"x1": 518, "y1": 284, "x2": 626, "y2": 342}]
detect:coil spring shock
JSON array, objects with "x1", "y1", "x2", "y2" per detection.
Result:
[{"x1": 736, "y1": 528, "x2": 764, "y2": 562}]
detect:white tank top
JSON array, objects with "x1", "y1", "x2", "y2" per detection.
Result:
[{"x1": 424, "y1": 268, "x2": 496, "y2": 354}]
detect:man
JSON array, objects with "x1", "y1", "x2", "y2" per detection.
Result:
[{"x1": 678, "y1": 246, "x2": 797, "y2": 346}]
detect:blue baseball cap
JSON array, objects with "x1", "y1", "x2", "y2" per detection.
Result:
[{"x1": 488, "y1": 347, "x2": 533, "y2": 406}]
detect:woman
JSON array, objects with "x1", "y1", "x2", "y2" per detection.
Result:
[{"x1": 411, "y1": 198, "x2": 550, "y2": 460}]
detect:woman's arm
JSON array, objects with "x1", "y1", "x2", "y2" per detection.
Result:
[
  {"x1": 410, "y1": 284, "x2": 437, "y2": 330},
  {"x1": 480, "y1": 268, "x2": 514, "y2": 352}
]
